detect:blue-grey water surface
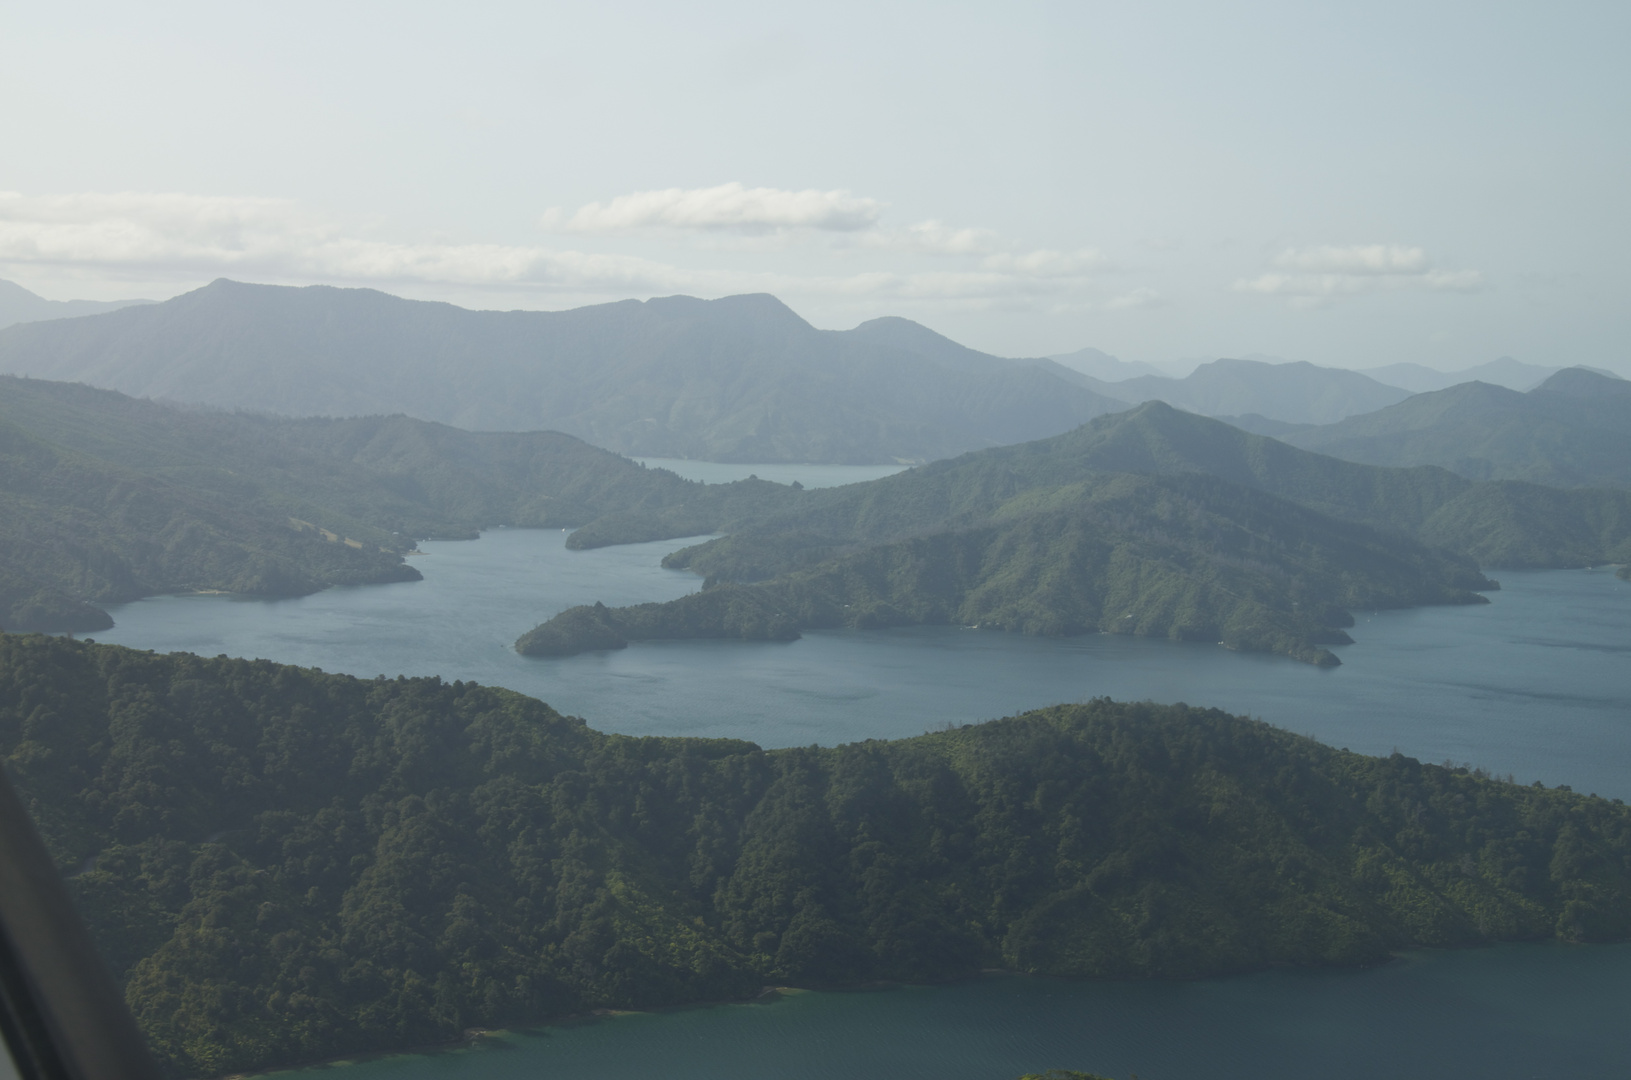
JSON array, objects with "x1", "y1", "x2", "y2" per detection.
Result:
[
  {"x1": 270, "y1": 943, "x2": 1631, "y2": 1080},
  {"x1": 97, "y1": 531, "x2": 1630, "y2": 798}
]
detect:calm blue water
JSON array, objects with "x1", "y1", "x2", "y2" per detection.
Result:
[
  {"x1": 96, "y1": 531, "x2": 1631, "y2": 798},
  {"x1": 279, "y1": 943, "x2": 1631, "y2": 1080}
]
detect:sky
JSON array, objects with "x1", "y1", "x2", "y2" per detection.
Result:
[{"x1": 1, "y1": 0, "x2": 1627, "y2": 374}]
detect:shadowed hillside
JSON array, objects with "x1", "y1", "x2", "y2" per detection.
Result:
[{"x1": 1283, "y1": 368, "x2": 1631, "y2": 489}]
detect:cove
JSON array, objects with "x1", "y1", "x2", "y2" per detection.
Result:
[
  {"x1": 95, "y1": 531, "x2": 1631, "y2": 799},
  {"x1": 273, "y1": 942, "x2": 1631, "y2": 1080}
]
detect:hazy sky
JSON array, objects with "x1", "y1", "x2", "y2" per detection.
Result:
[{"x1": 2, "y1": 0, "x2": 1626, "y2": 373}]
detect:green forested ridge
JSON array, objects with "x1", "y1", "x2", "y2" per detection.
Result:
[
  {"x1": 3, "y1": 636, "x2": 1628, "y2": 1076},
  {"x1": 563, "y1": 399, "x2": 1631, "y2": 567},
  {"x1": 0, "y1": 412, "x2": 419, "y2": 633},
  {"x1": 522, "y1": 473, "x2": 1493, "y2": 665},
  {"x1": 0, "y1": 376, "x2": 791, "y2": 631},
  {"x1": 521, "y1": 402, "x2": 1631, "y2": 663},
  {"x1": 1283, "y1": 368, "x2": 1631, "y2": 489}
]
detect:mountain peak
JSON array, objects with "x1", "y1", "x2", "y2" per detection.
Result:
[{"x1": 1533, "y1": 366, "x2": 1630, "y2": 397}]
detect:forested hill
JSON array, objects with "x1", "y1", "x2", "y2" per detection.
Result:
[
  {"x1": 0, "y1": 279, "x2": 1129, "y2": 463},
  {"x1": 0, "y1": 376, "x2": 802, "y2": 631},
  {"x1": 524, "y1": 402, "x2": 1631, "y2": 663},
  {"x1": 1281, "y1": 368, "x2": 1631, "y2": 489},
  {"x1": 567, "y1": 400, "x2": 1631, "y2": 570},
  {"x1": 4, "y1": 636, "x2": 1628, "y2": 1077},
  {"x1": 527, "y1": 474, "x2": 1493, "y2": 666}
]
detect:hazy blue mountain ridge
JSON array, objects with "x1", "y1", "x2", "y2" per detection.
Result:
[
  {"x1": 1047, "y1": 346, "x2": 1172, "y2": 381},
  {"x1": 1282, "y1": 368, "x2": 1631, "y2": 489},
  {"x1": 0, "y1": 278, "x2": 153, "y2": 330},
  {"x1": 1356, "y1": 356, "x2": 1564, "y2": 394},
  {"x1": 0, "y1": 280, "x2": 1130, "y2": 464},
  {"x1": 1104, "y1": 358, "x2": 1413, "y2": 425}
]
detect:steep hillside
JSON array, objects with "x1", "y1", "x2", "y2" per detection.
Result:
[
  {"x1": 0, "y1": 376, "x2": 783, "y2": 630},
  {"x1": 1284, "y1": 368, "x2": 1631, "y2": 489},
  {"x1": 0, "y1": 415, "x2": 419, "y2": 632},
  {"x1": 525, "y1": 472, "x2": 1492, "y2": 666},
  {"x1": 0, "y1": 280, "x2": 1128, "y2": 463},
  {"x1": 6, "y1": 636, "x2": 1628, "y2": 1076},
  {"x1": 528, "y1": 402, "x2": 1631, "y2": 662},
  {"x1": 567, "y1": 401, "x2": 1631, "y2": 569}
]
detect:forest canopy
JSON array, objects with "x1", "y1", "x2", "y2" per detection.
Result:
[{"x1": 2, "y1": 634, "x2": 1627, "y2": 1076}]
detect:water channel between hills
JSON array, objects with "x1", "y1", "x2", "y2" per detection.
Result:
[
  {"x1": 97, "y1": 533, "x2": 1630, "y2": 800},
  {"x1": 87, "y1": 461, "x2": 1631, "y2": 1080}
]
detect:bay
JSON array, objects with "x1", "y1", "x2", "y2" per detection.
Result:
[
  {"x1": 279, "y1": 943, "x2": 1631, "y2": 1080},
  {"x1": 95, "y1": 534, "x2": 1631, "y2": 798}
]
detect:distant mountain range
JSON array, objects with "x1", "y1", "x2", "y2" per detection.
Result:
[
  {"x1": 0, "y1": 280, "x2": 1129, "y2": 464},
  {"x1": 1047, "y1": 346, "x2": 1173, "y2": 381},
  {"x1": 1059, "y1": 357, "x2": 1414, "y2": 425},
  {"x1": 0, "y1": 278, "x2": 152, "y2": 330},
  {"x1": 1281, "y1": 367, "x2": 1631, "y2": 488},
  {"x1": 1354, "y1": 356, "x2": 1565, "y2": 394}
]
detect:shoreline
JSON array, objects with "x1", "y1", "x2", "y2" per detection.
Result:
[{"x1": 234, "y1": 950, "x2": 1454, "y2": 1078}]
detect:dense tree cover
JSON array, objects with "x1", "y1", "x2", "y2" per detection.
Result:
[
  {"x1": 522, "y1": 473, "x2": 1493, "y2": 665},
  {"x1": 525, "y1": 402, "x2": 1631, "y2": 663},
  {"x1": 563, "y1": 400, "x2": 1631, "y2": 569},
  {"x1": 0, "y1": 376, "x2": 798, "y2": 630},
  {"x1": 0, "y1": 412, "x2": 419, "y2": 632},
  {"x1": 1284, "y1": 368, "x2": 1631, "y2": 490},
  {"x1": 3, "y1": 636, "x2": 1628, "y2": 1076}
]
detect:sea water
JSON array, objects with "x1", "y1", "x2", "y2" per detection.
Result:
[{"x1": 95, "y1": 532, "x2": 1631, "y2": 798}]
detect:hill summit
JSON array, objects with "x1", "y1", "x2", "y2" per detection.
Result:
[{"x1": 0, "y1": 280, "x2": 1128, "y2": 464}]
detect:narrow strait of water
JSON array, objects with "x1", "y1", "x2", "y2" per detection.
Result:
[
  {"x1": 83, "y1": 461, "x2": 1631, "y2": 1080},
  {"x1": 97, "y1": 532, "x2": 1631, "y2": 798}
]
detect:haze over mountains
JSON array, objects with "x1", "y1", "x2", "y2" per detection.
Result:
[
  {"x1": 1068, "y1": 357, "x2": 1414, "y2": 426},
  {"x1": 0, "y1": 280, "x2": 1131, "y2": 465},
  {"x1": 0, "y1": 278, "x2": 152, "y2": 330},
  {"x1": 1282, "y1": 367, "x2": 1631, "y2": 489},
  {"x1": 1354, "y1": 357, "x2": 1566, "y2": 394}
]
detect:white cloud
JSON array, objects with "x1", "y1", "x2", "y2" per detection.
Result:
[
  {"x1": 0, "y1": 190, "x2": 697, "y2": 292},
  {"x1": 1236, "y1": 243, "x2": 1484, "y2": 305},
  {"x1": 1271, "y1": 244, "x2": 1430, "y2": 274},
  {"x1": 0, "y1": 190, "x2": 1112, "y2": 310},
  {"x1": 982, "y1": 248, "x2": 1108, "y2": 276},
  {"x1": 545, "y1": 182, "x2": 881, "y2": 233},
  {"x1": 854, "y1": 219, "x2": 1004, "y2": 256},
  {"x1": 1105, "y1": 287, "x2": 1163, "y2": 310}
]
